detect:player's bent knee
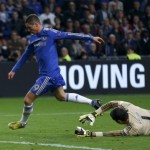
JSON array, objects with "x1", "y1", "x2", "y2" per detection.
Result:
[
  {"x1": 24, "y1": 92, "x2": 37, "y2": 105},
  {"x1": 55, "y1": 95, "x2": 66, "y2": 101},
  {"x1": 24, "y1": 97, "x2": 33, "y2": 105}
]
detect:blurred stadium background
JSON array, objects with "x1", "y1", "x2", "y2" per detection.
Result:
[{"x1": 0, "y1": 0, "x2": 150, "y2": 150}]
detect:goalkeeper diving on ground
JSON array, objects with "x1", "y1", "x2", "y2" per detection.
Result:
[{"x1": 75, "y1": 101, "x2": 150, "y2": 137}]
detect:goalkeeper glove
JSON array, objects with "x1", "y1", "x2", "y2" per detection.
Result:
[
  {"x1": 79, "y1": 112, "x2": 98, "y2": 126},
  {"x1": 75, "y1": 126, "x2": 91, "y2": 137}
]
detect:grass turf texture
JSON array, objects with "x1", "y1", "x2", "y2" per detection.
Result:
[{"x1": 0, "y1": 94, "x2": 150, "y2": 150}]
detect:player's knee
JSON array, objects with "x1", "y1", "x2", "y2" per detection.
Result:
[
  {"x1": 55, "y1": 94, "x2": 66, "y2": 101},
  {"x1": 24, "y1": 97, "x2": 33, "y2": 105}
]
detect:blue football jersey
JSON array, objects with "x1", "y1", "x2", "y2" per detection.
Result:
[{"x1": 11, "y1": 28, "x2": 94, "y2": 77}]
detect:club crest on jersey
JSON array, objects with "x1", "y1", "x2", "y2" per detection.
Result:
[
  {"x1": 42, "y1": 36, "x2": 47, "y2": 40},
  {"x1": 34, "y1": 84, "x2": 40, "y2": 91}
]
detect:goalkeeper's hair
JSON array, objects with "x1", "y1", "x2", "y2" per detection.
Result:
[
  {"x1": 25, "y1": 14, "x2": 41, "y2": 25},
  {"x1": 110, "y1": 107, "x2": 128, "y2": 122}
]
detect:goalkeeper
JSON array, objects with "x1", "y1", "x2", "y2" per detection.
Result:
[{"x1": 75, "y1": 101, "x2": 150, "y2": 137}]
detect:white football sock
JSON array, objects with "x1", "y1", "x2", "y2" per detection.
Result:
[
  {"x1": 66, "y1": 93, "x2": 93, "y2": 105},
  {"x1": 20, "y1": 103, "x2": 33, "y2": 125}
]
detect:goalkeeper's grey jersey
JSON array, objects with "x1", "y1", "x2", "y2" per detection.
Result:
[{"x1": 118, "y1": 101, "x2": 150, "y2": 136}]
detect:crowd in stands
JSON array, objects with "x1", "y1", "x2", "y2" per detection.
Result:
[{"x1": 0, "y1": 0, "x2": 150, "y2": 62}]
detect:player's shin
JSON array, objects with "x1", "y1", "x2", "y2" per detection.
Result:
[
  {"x1": 20, "y1": 103, "x2": 33, "y2": 125},
  {"x1": 66, "y1": 93, "x2": 92, "y2": 104},
  {"x1": 66, "y1": 93, "x2": 102, "y2": 109}
]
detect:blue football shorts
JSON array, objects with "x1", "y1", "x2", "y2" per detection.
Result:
[{"x1": 30, "y1": 74, "x2": 65, "y2": 96}]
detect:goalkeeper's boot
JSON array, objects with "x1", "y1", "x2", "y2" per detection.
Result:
[
  {"x1": 8, "y1": 121, "x2": 26, "y2": 130},
  {"x1": 92, "y1": 99, "x2": 102, "y2": 109}
]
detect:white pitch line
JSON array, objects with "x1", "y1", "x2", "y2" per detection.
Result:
[
  {"x1": 0, "y1": 112, "x2": 90, "y2": 117},
  {"x1": 0, "y1": 112, "x2": 109, "y2": 117},
  {"x1": 0, "y1": 141, "x2": 112, "y2": 150}
]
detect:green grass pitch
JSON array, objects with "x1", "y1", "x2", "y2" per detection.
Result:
[{"x1": 0, "y1": 94, "x2": 150, "y2": 150}]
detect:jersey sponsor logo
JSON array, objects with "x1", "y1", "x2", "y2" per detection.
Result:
[{"x1": 34, "y1": 41, "x2": 46, "y2": 47}]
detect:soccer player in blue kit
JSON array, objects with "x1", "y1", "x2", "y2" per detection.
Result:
[{"x1": 8, "y1": 14, "x2": 104, "y2": 130}]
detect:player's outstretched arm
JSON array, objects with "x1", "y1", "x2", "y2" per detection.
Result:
[
  {"x1": 51, "y1": 29, "x2": 105, "y2": 44},
  {"x1": 75, "y1": 127, "x2": 123, "y2": 137},
  {"x1": 93, "y1": 37, "x2": 105, "y2": 44},
  {"x1": 8, "y1": 71, "x2": 15, "y2": 80},
  {"x1": 101, "y1": 130, "x2": 123, "y2": 136}
]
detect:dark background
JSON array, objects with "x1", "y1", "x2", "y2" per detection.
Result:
[{"x1": 0, "y1": 60, "x2": 149, "y2": 97}]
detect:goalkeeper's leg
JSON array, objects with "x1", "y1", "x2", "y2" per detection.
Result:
[{"x1": 8, "y1": 92, "x2": 36, "y2": 130}]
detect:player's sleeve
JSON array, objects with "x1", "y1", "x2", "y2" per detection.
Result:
[
  {"x1": 95, "y1": 101, "x2": 128, "y2": 115},
  {"x1": 50, "y1": 28, "x2": 94, "y2": 41},
  {"x1": 95, "y1": 101, "x2": 120, "y2": 114},
  {"x1": 118, "y1": 101, "x2": 131, "y2": 109},
  {"x1": 11, "y1": 45, "x2": 33, "y2": 72},
  {"x1": 122, "y1": 125, "x2": 139, "y2": 136}
]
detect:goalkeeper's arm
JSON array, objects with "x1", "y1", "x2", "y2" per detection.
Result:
[
  {"x1": 75, "y1": 127, "x2": 125, "y2": 137},
  {"x1": 95, "y1": 101, "x2": 120, "y2": 115},
  {"x1": 91, "y1": 130, "x2": 124, "y2": 137},
  {"x1": 79, "y1": 101, "x2": 122, "y2": 126}
]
